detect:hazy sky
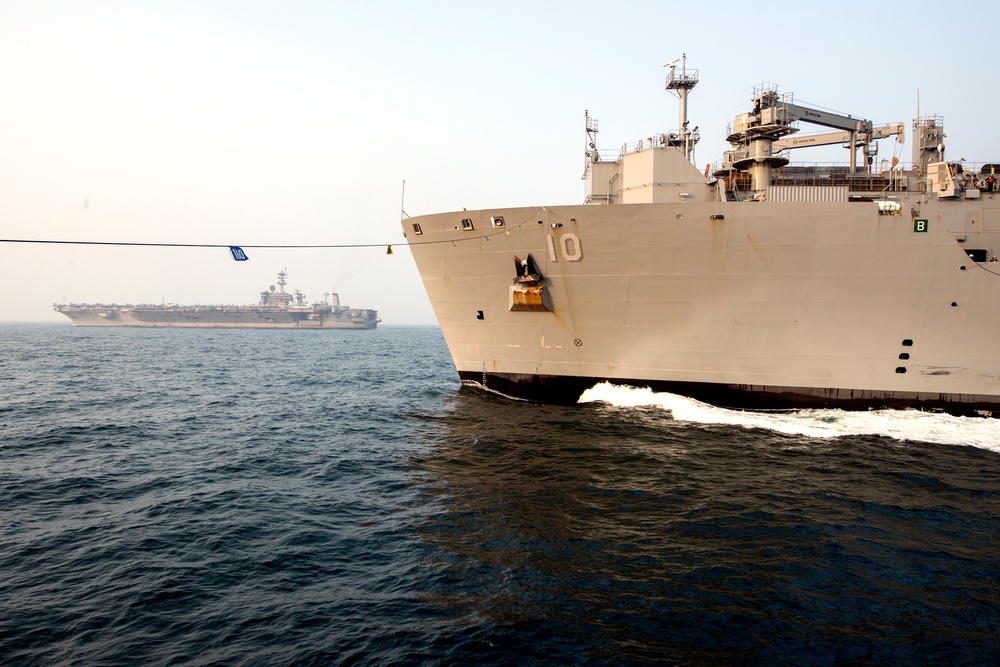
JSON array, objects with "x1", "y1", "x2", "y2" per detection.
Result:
[{"x1": 2, "y1": 1, "x2": 996, "y2": 324}]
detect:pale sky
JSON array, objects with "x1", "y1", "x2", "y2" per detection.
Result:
[{"x1": 2, "y1": 1, "x2": 996, "y2": 324}]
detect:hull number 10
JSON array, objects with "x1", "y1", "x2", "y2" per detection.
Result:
[{"x1": 547, "y1": 233, "x2": 583, "y2": 262}]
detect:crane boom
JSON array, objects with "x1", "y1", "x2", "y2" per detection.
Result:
[
  {"x1": 783, "y1": 102, "x2": 871, "y2": 133},
  {"x1": 773, "y1": 122, "x2": 905, "y2": 152}
]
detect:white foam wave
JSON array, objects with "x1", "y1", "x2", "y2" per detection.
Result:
[{"x1": 578, "y1": 383, "x2": 1000, "y2": 451}]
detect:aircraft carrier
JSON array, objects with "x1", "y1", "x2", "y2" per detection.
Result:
[
  {"x1": 54, "y1": 270, "x2": 380, "y2": 329},
  {"x1": 403, "y1": 57, "x2": 1000, "y2": 417}
]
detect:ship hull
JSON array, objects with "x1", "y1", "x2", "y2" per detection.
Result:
[{"x1": 406, "y1": 201, "x2": 1000, "y2": 417}]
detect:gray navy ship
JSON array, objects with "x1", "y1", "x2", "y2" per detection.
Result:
[
  {"x1": 403, "y1": 57, "x2": 1000, "y2": 417},
  {"x1": 54, "y1": 270, "x2": 380, "y2": 329}
]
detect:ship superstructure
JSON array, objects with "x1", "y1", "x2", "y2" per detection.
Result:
[
  {"x1": 54, "y1": 270, "x2": 380, "y2": 329},
  {"x1": 403, "y1": 57, "x2": 1000, "y2": 416}
]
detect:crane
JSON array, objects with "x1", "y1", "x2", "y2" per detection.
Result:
[{"x1": 723, "y1": 85, "x2": 905, "y2": 191}]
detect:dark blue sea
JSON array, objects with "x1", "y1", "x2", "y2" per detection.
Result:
[{"x1": 2, "y1": 324, "x2": 998, "y2": 666}]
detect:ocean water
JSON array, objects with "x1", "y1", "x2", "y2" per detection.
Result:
[{"x1": 1, "y1": 323, "x2": 998, "y2": 666}]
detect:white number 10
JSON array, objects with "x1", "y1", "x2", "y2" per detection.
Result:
[{"x1": 547, "y1": 233, "x2": 582, "y2": 262}]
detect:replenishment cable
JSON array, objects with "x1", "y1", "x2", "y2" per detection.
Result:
[{"x1": 0, "y1": 209, "x2": 548, "y2": 254}]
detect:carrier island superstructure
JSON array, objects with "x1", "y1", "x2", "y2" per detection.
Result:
[
  {"x1": 55, "y1": 270, "x2": 380, "y2": 329},
  {"x1": 403, "y1": 57, "x2": 1000, "y2": 416}
]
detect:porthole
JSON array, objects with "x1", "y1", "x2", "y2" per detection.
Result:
[
  {"x1": 901, "y1": 339, "x2": 913, "y2": 347},
  {"x1": 895, "y1": 367, "x2": 907, "y2": 374},
  {"x1": 899, "y1": 353, "x2": 910, "y2": 360}
]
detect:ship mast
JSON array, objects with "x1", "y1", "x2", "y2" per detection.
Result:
[{"x1": 665, "y1": 54, "x2": 699, "y2": 163}]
